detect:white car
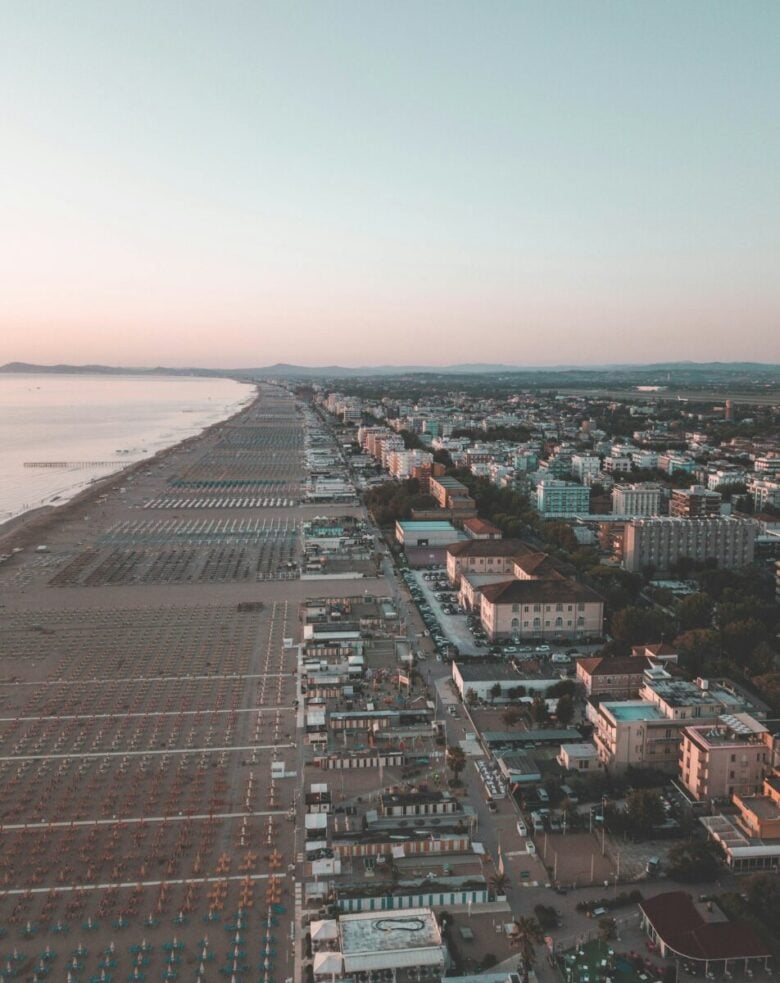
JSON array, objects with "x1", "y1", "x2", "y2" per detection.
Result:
[
  {"x1": 526, "y1": 840, "x2": 536, "y2": 854},
  {"x1": 516, "y1": 820, "x2": 527, "y2": 837}
]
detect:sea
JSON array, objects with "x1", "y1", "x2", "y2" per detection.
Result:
[{"x1": 0, "y1": 373, "x2": 255, "y2": 525}]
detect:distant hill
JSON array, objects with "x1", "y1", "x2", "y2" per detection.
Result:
[
  {"x1": 0, "y1": 362, "x2": 222, "y2": 377},
  {"x1": 2, "y1": 360, "x2": 779, "y2": 379}
]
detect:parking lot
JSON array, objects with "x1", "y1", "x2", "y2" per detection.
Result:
[{"x1": 403, "y1": 566, "x2": 480, "y2": 656}]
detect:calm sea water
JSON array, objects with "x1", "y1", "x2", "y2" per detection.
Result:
[{"x1": 0, "y1": 374, "x2": 254, "y2": 524}]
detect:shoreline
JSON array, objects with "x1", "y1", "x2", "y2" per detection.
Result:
[{"x1": 0, "y1": 384, "x2": 260, "y2": 554}]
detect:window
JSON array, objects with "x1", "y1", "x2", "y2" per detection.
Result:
[
  {"x1": 556, "y1": 603, "x2": 564, "y2": 611},
  {"x1": 512, "y1": 604, "x2": 519, "y2": 613}
]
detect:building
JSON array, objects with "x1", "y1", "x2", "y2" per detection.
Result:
[
  {"x1": 679, "y1": 714, "x2": 770, "y2": 802},
  {"x1": 670, "y1": 486, "x2": 722, "y2": 518},
  {"x1": 462, "y1": 517, "x2": 502, "y2": 540},
  {"x1": 611, "y1": 483, "x2": 662, "y2": 517},
  {"x1": 395, "y1": 520, "x2": 464, "y2": 547},
  {"x1": 535, "y1": 480, "x2": 590, "y2": 517},
  {"x1": 576, "y1": 655, "x2": 655, "y2": 698},
  {"x1": 445, "y1": 539, "x2": 529, "y2": 586},
  {"x1": 639, "y1": 892, "x2": 771, "y2": 974},
  {"x1": 479, "y1": 578, "x2": 604, "y2": 642},
  {"x1": 387, "y1": 448, "x2": 434, "y2": 480},
  {"x1": 451, "y1": 661, "x2": 559, "y2": 700},
  {"x1": 571, "y1": 454, "x2": 601, "y2": 482},
  {"x1": 700, "y1": 771, "x2": 780, "y2": 872},
  {"x1": 557, "y1": 742, "x2": 603, "y2": 773},
  {"x1": 622, "y1": 516, "x2": 757, "y2": 573},
  {"x1": 747, "y1": 476, "x2": 780, "y2": 511},
  {"x1": 594, "y1": 701, "x2": 682, "y2": 773},
  {"x1": 594, "y1": 670, "x2": 768, "y2": 773},
  {"x1": 312, "y1": 907, "x2": 448, "y2": 981},
  {"x1": 603, "y1": 455, "x2": 633, "y2": 475},
  {"x1": 631, "y1": 642, "x2": 679, "y2": 665},
  {"x1": 429, "y1": 476, "x2": 476, "y2": 512}
]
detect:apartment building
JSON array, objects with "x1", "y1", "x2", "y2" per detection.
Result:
[
  {"x1": 535, "y1": 479, "x2": 590, "y2": 517},
  {"x1": 611, "y1": 483, "x2": 662, "y2": 517},
  {"x1": 670, "y1": 486, "x2": 722, "y2": 518},
  {"x1": 387, "y1": 448, "x2": 433, "y2": 480},
  {"x1": 429, "y1": 476, "x2": 475, "y2": 511},
  {"x1": 622, "y1": 516, "x2": 757, "y2": 573},
  {"x1": 603, "y1": 455, "x2": 633, "y2": 474},
  {"x1": 594, "y1": 701, "x2": 682, "y2": 773},
  {"x1": 571, "y1": 454, "x2": 601, "y2": 482},
  {"x1": 679, "y1": 714, "x2": 770, "y2": 802},
  {"x1": 747, "y1": 476, "x2": 780, "y2": 511},
  {"x1": 593, "y1": 669, "x2": 767, "y2": 773}
]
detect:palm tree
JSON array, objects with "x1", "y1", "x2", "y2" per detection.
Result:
[
  {"x1": 489, "y1": 871, "x2": 509, "y2": 898},
  {"x1": 446, "y1": 744, "x2": 466, "y2": 784},
  {"x1": 513, "y1": 915, "x2": 543, "y2": 983}
]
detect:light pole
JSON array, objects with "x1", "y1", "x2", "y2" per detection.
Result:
[{"x1": 601, "y1": 796, "x2": 607, "y2": 856}]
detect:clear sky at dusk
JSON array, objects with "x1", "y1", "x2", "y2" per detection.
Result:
[{"x1": 2, "y1": 1, "x2": 779, "y2": 368}]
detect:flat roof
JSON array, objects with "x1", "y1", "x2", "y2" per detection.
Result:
[
  {"x1": 339, "y1": 908, "x2": 443, "y2": 964},
  {"x1": 560, "y1": 742, "x2": 599, "y2": 757},
  {"x1": 397, "y1": 520, "x2": 458, "y2": 530},
  {"x1": 603, "y1": 701, "x2": 665, "y2": 722}
]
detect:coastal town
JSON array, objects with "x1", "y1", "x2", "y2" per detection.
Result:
[{"x1": 0, "y1": 374, "x2": 778, "y2": 983}]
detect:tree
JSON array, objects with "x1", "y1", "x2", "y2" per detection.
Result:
[
  {"x1": 598, "y1": 917, "x2": 617, "y2": 942},
  {"x1": 546, "y1": 679, "x2": 576, "y2": 699},
  {"x1": 626, "y1": 789, "x2": 665, "y2": 836},
  {"x1": 447, "y1": 745, "x2": 466, "y2": 784},
  {"x1": 673, "y1": 628, "x2": 720, "y2": 677},
  {"x1": 513, "y1": 916, "x2": 543, "y2": 983},
  {"x1": 611, "y1": 606, "x2": 671, "y2": 645},
  {"x1": 555, "y1": 694, "x2": 575, "y2": 726},
  {"x1": 465, "y1": 688, "x2": 478, "y2": 707},
  {"x1": 489, "y1": 871, "x2": 509, "y2": 897},
  {"x1": 489, "y1": 682, "x2": 502, "y2": 702},
  {"x1": 745, "y1": 874, "x2": 780, "y2": 924},
  {"x1": 530, "y1": 695, "x2": 549, "y2": 725},
  {"x1": 677, "y1": 593, "x2": 714, "y2": 631},
  {"x1": 502, "y1": 708, "x2": 522, "y2": 728},
  {"x1": 667, "y1": 841, "x2": 720, "y2": 882}
]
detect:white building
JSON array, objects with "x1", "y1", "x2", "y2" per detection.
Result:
[
  {"x1": 571, "y1": 454, "x2": 601, "y2": 482},
  {"x1": 611, "y1": 483, "x2": 662, "y2": 517}
]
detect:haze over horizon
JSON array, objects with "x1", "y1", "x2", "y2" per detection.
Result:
[{"x1": 2, "y1": 2, "x2": 779, "y2": 368}]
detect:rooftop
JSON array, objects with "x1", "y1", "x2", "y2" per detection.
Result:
[
  {"x1": 339, "y1": 908, "x2": 442, "y2": 955},
  {"x1": 578, "y1": 656, "x2": 653, "y2": 677},
  {"x1": 603, "y1": 701, "x2": 665, "y2": 722},
  {"x1": 397, "y1": 520, "x2": 459, "y2": 530},
  {"x1": 447, "y1": 538, "x2": 530, "y2": 558},
  {"x1": 639, "y1": 891, "x2": 771, "y2": 962},
  {"x1": 480, "y1": 578, "x2": 603, "y2": 605},
  {"x1": 560, "y1": 742, "x2": 599, "y2": 758}
]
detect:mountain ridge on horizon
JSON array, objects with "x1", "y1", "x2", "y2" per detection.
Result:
[{"x1": 2, "y1": 359, "x2": 780, "y2": 379}]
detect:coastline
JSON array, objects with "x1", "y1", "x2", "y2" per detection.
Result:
[{"x1": 0, "y1": 383, "x2": 260, "y2": 554}]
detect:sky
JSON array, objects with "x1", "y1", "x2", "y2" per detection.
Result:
[{"x1": 1, "y1": 1, "x2": 779, "y2": 368}]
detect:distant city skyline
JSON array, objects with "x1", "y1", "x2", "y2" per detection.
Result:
[{"x1": 2, "y1": 2, "x2": 779, "y2": 367}]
